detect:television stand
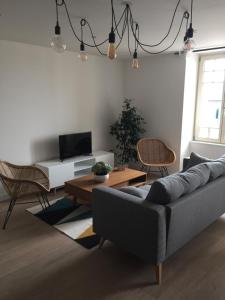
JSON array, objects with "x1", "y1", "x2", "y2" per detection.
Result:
[{"x1": 36, "y1": 151, "x2": 114, "y2": 190}]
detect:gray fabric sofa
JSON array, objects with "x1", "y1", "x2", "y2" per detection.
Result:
[{"x1": 92, "y1": 154, "x2": 225, "y2": 284}]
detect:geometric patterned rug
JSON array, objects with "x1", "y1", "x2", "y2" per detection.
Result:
[{"x1": 26, "y1": 197, "x2": 100, "y2": 249}]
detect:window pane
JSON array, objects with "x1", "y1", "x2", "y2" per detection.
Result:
[
  {"x1": 215, "y1": 58, "x2": 225, "y2": 70},
  {"x1": 198, "y1": 127, "x2": 209, "y2": 139},
  {"x1": 199, "y1": 101, "x2": 221, "y2": 128},
  {"x1": 209, "y1": 128, "x2": 220, "y2": 140},
  {"x1": 204, "y1": 60, "x2": 215, "y2": 71},
  {"x1": 203, "y1": 71, "x2": 225, "y2": 83},
  {"x1": 204, "y1": 58, "x2": 225, "y2": 71},
  {"x1": 196, "y1": 55, "x2": 225, "y2": 143},
  {"x1": 202, "y1": 83, "x2": 223, "y2": 101}
]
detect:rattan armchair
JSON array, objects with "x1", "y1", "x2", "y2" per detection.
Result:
[
  {"x1": 0, "y1": 161, "x2": 50, "y2": 229},
  {"x1": 137, "y1": 138, "x2": 176, "y2": 177}
]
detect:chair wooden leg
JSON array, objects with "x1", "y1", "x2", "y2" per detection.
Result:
[
  {"x1": 98, "y1": 237, "x2": 106, "y2": 249},
  {"x1": 155, "y1": 263, "x2": 162, "y2": 285},
  {"x1": 2, "y1": 198, "x2": 16, "y2": 230}
]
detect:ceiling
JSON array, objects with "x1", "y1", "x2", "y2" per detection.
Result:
[{"x1": 0, "y1": 0, "x2": 225, "y2": 57}]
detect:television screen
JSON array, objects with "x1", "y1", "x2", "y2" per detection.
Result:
[{"x1": 59, "y1": 132, "x2": 92, "y2": 161}]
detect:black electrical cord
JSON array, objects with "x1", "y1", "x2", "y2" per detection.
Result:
[
  {"x1": 116, "y1": 8, "x2": 129, "y2": 49},
  {"x1": 63, "y1": 0, "x2": 127, "y2": 49},
  {"x1": 191, "y1": 0, "x2": 193, "y2": 23},
  {"x1": 128, "y1": 7, "x2": 186, "y2": 54},
  {"x1": 127, "y1": 9, "x2": 132, "y2": 56},
  {"x1": 112, "y1": 5, "x2": 128, "y2": 40},
  {"x1": 63, "y1": 1, "x2": 108, "y2": 47},
  {"x1": 137, "y1": 15, "x2": 185, "y2": 55},
  {"x1": 85, "y1": 20, "x2": 106, "y2": 55},
  {"x1": 54, "y1": 0, "x2": 192, "y2": 57},
  {"x1": 128, "y1": 0, "x2": 182, "y2": 48}
]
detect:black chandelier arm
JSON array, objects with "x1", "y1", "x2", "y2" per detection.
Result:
[
  {"x1": 111, "y1": 0, "x2": 114, "y2": 30},
  {"x1": 116, "y1": 9, "x2": 129, "y2": 49},
  {"x1": 113, "y1": 5, "x2": 129, "y2": 40},
  {"x1": 55, "y1": 0, "x2": 64, "y2": 24},
  {"x1": 63, "y1": 0, "x2": 127, "y2": 48},
  {"x1": 191, "y1": 0, "x2": 193, "y2": 23},
  {"x1": 137, "y1": 15, "x2": 185, "y2": 55},
  {"x1": 134, "y1": 23, "x2": 139, "y2": 52},
  {"x1": 128, "y1": 0, "x2": 182, "y2": 48},
  {"x1": 63, "y1": 0, "x2": 108, "y2": 47},
  {"x1": 126, "y1": 9, "x2": 132, "y2": 56},
  {"x1": 85, "y1": 5, "x2": 127, "y2": 54},
  {"x1": 80, "y1": 19, "x2": 84, "y2": 42},
  {"x1": 85, "y1": 20, "x2": 106, "y2": 56},
  {"x1": 112, "y1": 2, "x2": 129, "y2": 39}
]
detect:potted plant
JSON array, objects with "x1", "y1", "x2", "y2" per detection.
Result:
[
  {"x1": 92, "y1": 161, "x2": 113, "y2": 182},
  {"x1": 110, "y1": 99, "x2": 146, "y2": 169}
]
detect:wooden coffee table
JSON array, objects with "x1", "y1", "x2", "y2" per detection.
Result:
[{"x1": 65, "y1": 168, "x2": 147, "y2": 204}]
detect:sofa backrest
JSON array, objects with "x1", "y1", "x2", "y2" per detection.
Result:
[
  {"x1": 146, "y1": 163, "x2": 210, "y2": 205},
  {"x1": 165, "y1": 175, "x2": 225, "y2": 257}
]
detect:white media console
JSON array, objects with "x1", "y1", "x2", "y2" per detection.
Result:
[{"x1": 36, "y1": 150, "x2": 114, "y2": 190}]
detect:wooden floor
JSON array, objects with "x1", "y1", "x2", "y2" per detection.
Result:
[{"x1": 1, "y1": 191, "x2": 225, "y2": 300}]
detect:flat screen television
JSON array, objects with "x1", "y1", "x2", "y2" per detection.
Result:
[{"x1": 59, "y1": 132, "x2": 92, "y2": 161}]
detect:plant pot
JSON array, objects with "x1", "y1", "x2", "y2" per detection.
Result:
[{"x1": 94, "y1": 173, "x2": 109, "y2": 183}]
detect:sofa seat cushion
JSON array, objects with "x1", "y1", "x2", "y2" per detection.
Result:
[
  {"x1": 119, "y1": 186, "x2": 148, "y2": 199},
  {"x1": 147, "y1": 163, "x2": 210, "y2": 205},
  {"x1": 205, "y1": 161, "x2": 225, "y2": 180}
]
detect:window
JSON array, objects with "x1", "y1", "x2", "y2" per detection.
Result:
[{"x1": 195, "y1": 54, "x2": 225, "y2": 144}]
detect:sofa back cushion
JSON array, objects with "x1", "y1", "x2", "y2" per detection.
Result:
[
  {"x1": 147, "y1": 163, "x2": 210, "y2": 205},
  {"x1": 183, "y1": 152, "x2": 212, "y2": 171},
  {"x1": 216, "y1": 155, "x2": 225, "y2": 164},
  {"x1": 205, "y1": 161, "x2": 225, "y2": 180},
  {"x1": 146, "y1": 174, "x2": 188, "y2": 205},
  {"x1": 180, "y1": 164, "x2": 210, "y2": 193}
]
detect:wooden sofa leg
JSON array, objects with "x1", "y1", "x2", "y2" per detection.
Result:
[
  {"x1": 155, "y1": 263, "x2": 162, "y2": 285},
  {"x1": 98, "y1": 237, "x2": 106, "y2": 249}
]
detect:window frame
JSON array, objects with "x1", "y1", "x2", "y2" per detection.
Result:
[{"x1": 194, "y1": 53, "x2": 225, "y2": 144}]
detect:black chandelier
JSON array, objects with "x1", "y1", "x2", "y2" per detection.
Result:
[{"x1": 51, "y1": 0, "x2": 195, "y2": 68}]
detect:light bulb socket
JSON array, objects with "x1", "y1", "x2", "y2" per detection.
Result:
[
  {"x1": 133, "y1": 51, "x2": 138, "y2": 59},
  {"x1": 80, "y1": 42, "x2": 85, "y2": 51},
  {"x1": 184, "y1": 34, "x2": 188, "y2": 42},
  {"x1": 109, "y1": 29, "x2": 115, "y2": 43},
  {"x1": 55, "y1": 22, "x2": 61, "y2": 35},
  {"x1": 187, "y1": 23, "x2": 194, "y2": 38}
]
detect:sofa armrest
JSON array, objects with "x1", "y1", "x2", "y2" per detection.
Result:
[{"x1": 93, "y1": 186, "x2": 167, "y2": 264}]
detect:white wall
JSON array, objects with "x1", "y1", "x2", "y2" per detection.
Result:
[
  {"x1": 190, "y1": 141, "x2": 225, "y2": 159},
  {"x1": 180, "y1": 54, "x2": 199, "y2": 166},
  {"x1": 124, "y1": 53, "x2": 186, "y2": 172},
  {"x1": 0, "y1": 40, "x2": 124, "y2": 199}
]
